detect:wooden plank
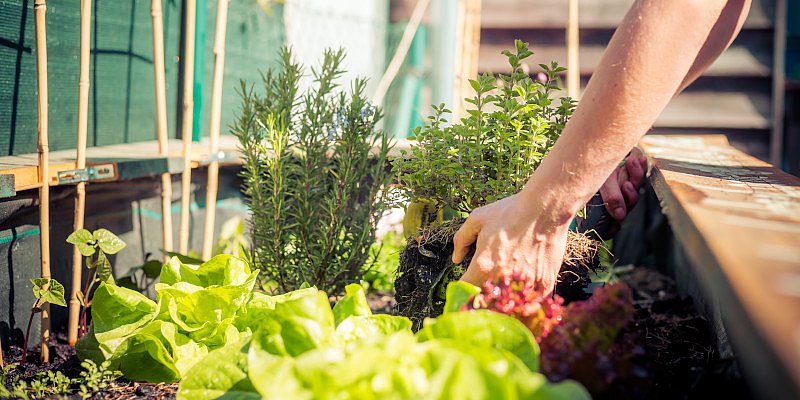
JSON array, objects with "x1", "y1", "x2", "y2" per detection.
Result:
[
  {"x1": 481, "y1": 0, "x2": 774, "y2": 30},
  {"x1": 640, "y1": 134, "x2": 800, "y2": 400},
  {"x1": 0, "y1": 136, "x2": 413, "y2": 192},
  {"x1": 658, "y1": 89, "x2": 771, "y2": 130},
  {"x1": 479, "y1": 32, "x2": 773, "y2": 78}
]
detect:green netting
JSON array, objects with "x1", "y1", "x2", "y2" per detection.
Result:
[{"x1": 0, "y1": 0, "x2": 285, "y2": 156}]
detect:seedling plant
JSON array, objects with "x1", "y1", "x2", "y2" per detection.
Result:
[
  {"x1": 66, "y1": 228, "x2": 126, "y2": 336},
  {"x1": 20, "y1": 278, "x2": 67, "y2": 365}
]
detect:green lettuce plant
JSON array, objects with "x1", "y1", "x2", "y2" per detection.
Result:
[
  {"x1": 78, "y1": 254, "x2": 588, "y2": 399},
  {"x1": 233, "y1": 47, "x2": 396, "y2": 294},
  {"x1": 394, "y1": 39, "x2": 575, "y2": 213}
]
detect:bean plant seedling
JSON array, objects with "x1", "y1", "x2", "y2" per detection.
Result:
[
  {"x1": 66, "y1": 228, "x2": 126, "y2": 336},
  {"x1": 21, "y1": 278, "x2": 66, "y2": 365}
]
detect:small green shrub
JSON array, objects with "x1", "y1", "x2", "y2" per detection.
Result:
[
  {"x1": 395, "y1": 40, "x2": 576, "y2": 213},
  {"x1": 233, "y1": 47, "x2": 396, "y2": 294}
]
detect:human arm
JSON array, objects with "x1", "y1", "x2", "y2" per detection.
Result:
[{"x1": 453, "y1": 0, "x2": 751, "y2": 291}]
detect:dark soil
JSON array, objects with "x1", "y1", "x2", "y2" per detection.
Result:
[
  {"x1": 4, "y1": 294, "x2": 395, "y2": 400},
  {"x1": 2, "y1": 333, "x2": 177, "y2": 399},
  {"x1": 611, "y1": 267, "x2": 753, "y2": 400},
  {"x1": 394, "y1": 221, "x2": 602, "y2": 330}
]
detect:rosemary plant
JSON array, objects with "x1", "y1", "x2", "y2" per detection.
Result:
[
  {"x1": 233, "y1": 47, "x2": 396, "y2": 294},
  {"x1": 395, "y1": 40, "x2": 576, "y2": 213}
]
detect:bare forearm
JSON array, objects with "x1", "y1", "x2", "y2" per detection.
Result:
[{"x1": 522, "y1": 0, "x2": 749, "y2": 220}]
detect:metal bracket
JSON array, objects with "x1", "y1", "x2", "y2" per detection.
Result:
[
  {"x1": 198, "y1": 150, "x2": 234, "y2": 165},
  {"x1": 57, "y1": 164, "x2": 116, "y2": 184}
]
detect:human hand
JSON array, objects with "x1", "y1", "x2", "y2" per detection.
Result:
[
  {"x1": 452, "y1": 192, "x2": 572, "y2": 294},
  {"x1": 599, "y1": 150, "x2": 648, "y2": 223}
]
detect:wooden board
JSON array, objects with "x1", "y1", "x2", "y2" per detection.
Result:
[
  {"x1": 640, "y1": 134, "x2": 800, "y2": 400},
  {"x1": 0, "y1": 136, "x2": 414, "y2": 193},
  {"x1": 480, "y1": 0, "x2": 774, "y2": 30},
  {"x1": 479, "y1": 34, "x2": 773, "y2": 78}
]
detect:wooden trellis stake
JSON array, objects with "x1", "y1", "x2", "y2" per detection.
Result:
[
  {"x1": 567, "y1": 0, "x2": 580, "y2": 98},
  {"x1": 179, "y1": 0, "x2": 197, "y2": 254},
  {"x1": 201, "y1": 0, "x2": 230, "y2": 260},
  {"x1": 151, "y1": 0, "x2": 174, "y2": 262},
  {"x1": 68, "y1": 0, "x2": 92, "y2": 347},
  {"x1": 34, "y1": 0, "x2": 51, "y2": 363}
]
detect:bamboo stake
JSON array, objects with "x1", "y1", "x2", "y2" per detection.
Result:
[
  {"x1": 566, "y1": 0, "x2": 580, "y2": 98},
  {"x1": 151, "y1": 0, "x2": 174, "y2": 262},
  {"x1": 179, "y1": 0, "x2": 197, "y2": 254},
  {"x1": 201, "y1": 0, "x2": 230, "y2": 260},
  {"x1": 67, "y1": 0, "x2": 91, "y2": 347},
  {"x1": 34, "y1": 0, "x2": 51, "y2": 364}
]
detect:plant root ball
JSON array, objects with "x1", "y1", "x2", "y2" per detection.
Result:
[{"x1": 394, "y1": 220, "x2": 603, "y2": 330}]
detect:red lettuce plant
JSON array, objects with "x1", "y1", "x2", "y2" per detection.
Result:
[{"x1": 463, "y1": 272, "x2": 642, "y2": 393}]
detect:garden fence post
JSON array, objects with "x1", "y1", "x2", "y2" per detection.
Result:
[
  {"x1": 34, "y1": 0, "x2": 51, "y2": 363},
  {"x1": 179, "y1": 0, "x2": 197, "y2": 255},
  {"x1": 567, "y1": 0, "x2": 580, "y2": 99},
  {"x1": 68, "y1": 0, "x2": 92, "y2": 347},
  {"x1": 151, "y1": 0, "x2": 174, "y2": 262},
  {"x1": 201, "y1": 0, "x2": 230, "y2": 260}
]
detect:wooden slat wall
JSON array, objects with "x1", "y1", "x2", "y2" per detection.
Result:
[{"x1": 479, "y1": 0, "x2": 780, "y2": 160}]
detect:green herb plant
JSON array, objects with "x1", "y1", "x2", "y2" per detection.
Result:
[
  {"x1": 395, "y1": 40, "x2": 575, "y2": 213},
  {"x1": 76, "y1": 360, "x2": 121, "y2": 399},
  {"x1": 66, "y1": 228, "x2": 126, "y2": 336},
  {"x1": 20, "y1": 278, "x2": 66, "y2": 365},
  {"x1": 234, "y1": 47, "x2": 396, "y2": 294},
  {"x1": 0, "y1": 359, "x2": 120, "y2": 399}
]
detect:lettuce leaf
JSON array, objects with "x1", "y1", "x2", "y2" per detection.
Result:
[
  {"x1": 177, "y1": 331, "x2": 259, "y2": 400},
  {"x1": 90, "y1": 283, "x2": 158, "y2": 358},
  {"x1": 417, "y1": 309, "x2": 541, "y2": 373},
  {"x1": 332, "y1": 283, "x2": 372, "y2": 325}
]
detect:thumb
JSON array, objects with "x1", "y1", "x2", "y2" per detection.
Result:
[{"x1": 452, "y1": 217, "x2": 480, "y2": 264}]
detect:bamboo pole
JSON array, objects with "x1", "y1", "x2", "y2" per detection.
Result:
[
  {"x1": 151, "y1": 0, "x2": 174, "y2": 262},
  {"x1": 179, "y1": 0, "x2": 197, "y2": 254},
  {"x1": 67, "y1": 0, "x2": 91, "y2": 347},
  {"x1": 201, "y1": 0, "x2": 230, "y2": 260},
  {"x1": 34, "y1": 0, "x2": 51, "y2": 364},
  {"x1": 566, "y1": 0, "x2": 580, "y2": 98}
]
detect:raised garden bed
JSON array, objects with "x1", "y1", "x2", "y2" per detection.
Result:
[{"x1": 2, "y1": 265, "x2": 749, "y2": 399}]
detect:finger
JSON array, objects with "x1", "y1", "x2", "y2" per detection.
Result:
[
  {"x1": 537, "y1": 266, "x2": 558, "y2": 296},
  {"x1": 621, "y1": 180, "x2": 639, "y2": 209},
  {"x1": 625, "y1": 155, "x2": 645, "y2": 188},
  {"x1": 452, "y1": 216, "x2": 480, "y2": 264},
  {"x1": 459, "y1": 257, "x2": 490, "y2": 286},
  {"x1": 600, "y1": 177, "x2": 627, "y2": 222}
]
